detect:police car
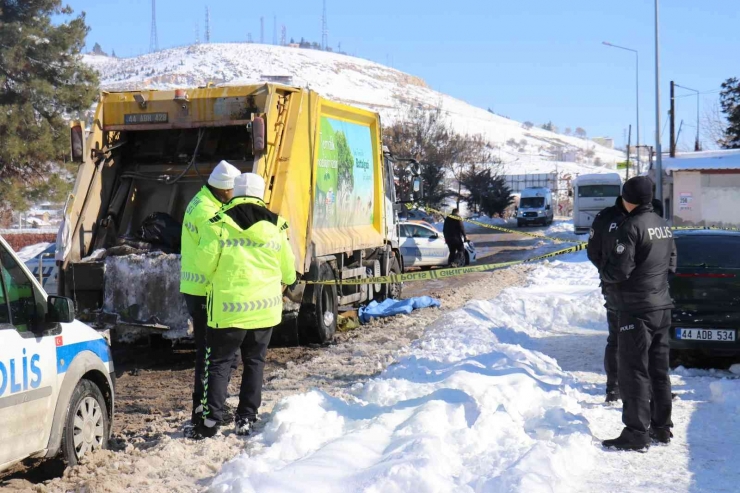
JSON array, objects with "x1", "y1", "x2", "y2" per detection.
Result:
[
  {"x1": 399, "y1": 221, "x2": 476, "y2": 269},
  {"x1": 23, "y1": 243, "x2": 59, "y2": 295},
  {"x1": 0, "y1": 235, "x2": 114, "y2": 471}
]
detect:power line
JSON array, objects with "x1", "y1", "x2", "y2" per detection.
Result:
[{"x1": 149, "y1": 0, "x2": 158, "y2": 52}]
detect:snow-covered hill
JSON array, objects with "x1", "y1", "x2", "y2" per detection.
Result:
[{"x1": 84, "y1": 44, "x2": 624, "y2": 174}]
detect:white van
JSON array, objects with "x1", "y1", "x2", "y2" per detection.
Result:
[
  {"x1": 516, "y1": 187, "x2": 554, "y2": 227},
  {"x1": 0, "y1": 235, "x2": 114, "y2": 472},
  {"x1": 572, "y1": 173, "x2": 623, "y2": 234}
]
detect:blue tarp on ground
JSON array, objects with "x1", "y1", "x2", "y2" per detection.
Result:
[{"x1": 359, "y1": 296, "x2": 441, "y2": 324}]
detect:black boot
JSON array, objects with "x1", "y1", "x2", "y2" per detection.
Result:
[
  {"x1": 602, "y1": 428, "x2": 650, "y2": 452},
  {"x1": 605, "y1": 388, "x2": 621, "y2": 403},
  {"x1": 188, "y1": 421, "x2": 220, "y2": 440},
  {"x1": 650, "y1": 427, "x2": 673, "y2": 444}
]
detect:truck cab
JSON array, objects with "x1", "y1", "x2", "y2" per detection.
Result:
[
  {"x1": 516, "y1": 187, "x2": 554, "y2": 227},
  {"x1": 572, "y1": 173, "x2": 622, "y2": 234},
  {"x1": 0, "y1": 235, "x2": 114, "y2": 472}
]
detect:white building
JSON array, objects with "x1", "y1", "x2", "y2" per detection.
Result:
[{"x1": 656, "y1": 149, "x2": 740, "y2": 228}]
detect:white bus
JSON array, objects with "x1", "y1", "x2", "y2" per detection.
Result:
[{"x1": 572, "y1": 173, "x2": 623, "y2": 234}]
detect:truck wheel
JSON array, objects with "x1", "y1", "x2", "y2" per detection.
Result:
[
  {"x1": 388, "y1": 255, "x2": 403, "y2": 300},
  {"x1": 299, "y1": 263, "x2": 337, "y2": 345},
  {"x1": 517, "y1": 220, "x2": 523, "y2": 228},
  {"x1": 61, "y1": 379, "x2": 109, "y2": 467}
]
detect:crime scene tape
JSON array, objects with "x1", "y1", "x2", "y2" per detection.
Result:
[
  {"x1": 671, "y1": 225, "x2": 740, "y2": 232},
  {"x1": 302, "y1": 243, "x2": 586, "y2": 285},
  {"x1": 422, "y1": 207, "x2": 588, "y2": 246}
]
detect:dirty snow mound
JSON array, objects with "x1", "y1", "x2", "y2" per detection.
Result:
[{"x1": 209, "y1": 260, "x2": 597, "y2": 492}]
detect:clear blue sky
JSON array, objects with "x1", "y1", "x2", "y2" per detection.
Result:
[{"x1": 68, "y1": 0, "x2": 737, "y2": 150}]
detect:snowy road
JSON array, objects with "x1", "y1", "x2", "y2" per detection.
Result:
[{"x1": 211, "y1": 252, "x2": 740, "y2": 493}]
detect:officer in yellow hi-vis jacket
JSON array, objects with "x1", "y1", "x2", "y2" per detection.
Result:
[
  {"x1": 189, "y1": 173, "x2": 296, "y2": 439},
  {"x1": 180, "y1": 160, "x2": 241, "y2": 436}
]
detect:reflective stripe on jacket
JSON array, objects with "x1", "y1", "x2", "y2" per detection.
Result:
[
  {"x1": 200, "y1": 197, "x2": 297, "y2": 330},
  {"x1": 180, "y1": 186, "x2": 223, "y2": 296}
]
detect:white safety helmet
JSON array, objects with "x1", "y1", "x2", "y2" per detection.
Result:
[
  {"x1": 234, "y1": 173, "x2": 266, "y2": 200},
  {"x1": 208, "y1": 160, "x2": 241, "y2": 190}
]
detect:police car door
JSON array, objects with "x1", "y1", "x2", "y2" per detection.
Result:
[{"x1": 0, "y1": 242, "x2": 58, "y2": 467}]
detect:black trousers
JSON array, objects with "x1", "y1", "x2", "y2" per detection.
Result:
[
  {"x1": 185, "y1": 295, "x2": 240, "y2": 419},
  {"x1": 448, "y1": 240, "x2": 463, "y2": 266},
  {"x1": 604, "y1": 309, "x2": 619, "y2": 393},
  {"x1": 185, "y1": 294, "x2": 208, "y2": 418},
  {"x1": 617, "y1": 309, "x2": 673, "y2": 436},
  {"x1": 202, "y1": 327, "x2": 273, "y2": 425}
]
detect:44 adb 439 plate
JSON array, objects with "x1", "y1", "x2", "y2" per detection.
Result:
[{"x1": 675, "y1": 328, "x2": 736, "y2": 342}]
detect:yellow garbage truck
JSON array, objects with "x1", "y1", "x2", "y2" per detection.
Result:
[{"x1": 59, "y1": 84, "x2": 419, "y2": 345}]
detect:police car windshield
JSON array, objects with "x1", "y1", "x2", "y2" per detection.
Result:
[
  {"x1": 578, "y1": 185, "x2": 621, "y2": 198},
  {"x1": 520, "y1": 197, "x2": 544, "y2": 208},
  {"x1": 676, "y1": 236, "x2": 740, "y2": 269}
]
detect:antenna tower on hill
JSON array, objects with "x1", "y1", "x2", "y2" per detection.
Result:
[
  {"x1": 281, "y1": 25, "x2": 287, "y2": 46},
  {"x1": 321, "y1": 0, "x2": 328, "y2": 50},
  {"x1": 205, "y1": 6, "x2": 211, "y2": 42},
  {"x1": 194, "y1": 22, "x2": 200, "y2": 44},
  {"x1": 247, "y1": 32, "x2": 253, "y2": 43},
  {"x1": 149, "y1": 0, "x2": 159, "y2": 52},
  {"x1": 260, "y1": 17, "x2": 265, "y2": 44}
]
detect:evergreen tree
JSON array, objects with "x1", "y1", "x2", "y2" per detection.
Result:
[
  {"x1": 111, "y1": 49, "x2": 117, "y2": 58},
  {"x1": 0, "y1": 0, "x2": 98, "y2": 219},
  {"x1": 719, "y1": 77, "x2": 740, "y2": 148},
  {"x1": 92, "y1": 41, "x2": 105, "y2": 55},
  {"x1": 459, "y1": 169, "x2": 513, "y2": 217},
  {"x1": 541, "y1": 121, "x2": 555, "y2": 132}
]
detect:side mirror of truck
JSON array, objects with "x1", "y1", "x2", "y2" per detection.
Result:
[
  {"x1": 250, "y1": 117, "x2": 266, "y2": 154},
  {"x1": 70, "y1": 123, "x2": 85, "y2": 163},
  {"x1": 412, "y1": 178, "x2": 424, "y2": 201}
]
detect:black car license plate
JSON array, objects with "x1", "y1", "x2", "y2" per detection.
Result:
[{"x1": 675, "y1": 328, "x2": 736, "y2": 342}]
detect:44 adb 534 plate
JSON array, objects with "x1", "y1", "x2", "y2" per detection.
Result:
[{"x1": 675, "y1": 328, "x2": 736, "y2": 342}]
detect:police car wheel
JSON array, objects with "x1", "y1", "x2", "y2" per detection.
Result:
[{"x1": 61, "y1": 379, "x2": 109, "y2": 466}]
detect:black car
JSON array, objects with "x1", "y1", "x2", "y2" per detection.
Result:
[{"x1": 670, "y1": 230, "x2": 740, "y2": 357}]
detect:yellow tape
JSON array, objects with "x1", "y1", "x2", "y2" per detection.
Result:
[
  {"x1": 302, "y1": 243, "x2": 585, "y2": 285},
  {"x1": 671, "y1": 226, "x2": 740, "y2": 232},
  {"x1": 422, "y1": 207, "x2": 588, "y2": 247}
]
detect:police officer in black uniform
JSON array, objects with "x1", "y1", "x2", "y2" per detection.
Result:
[
  {"x1": 601, "y1": 176, "x2": 677, "y2": 451},
  {"x1": 587, "y1": 196, "x2": 628, "y2": 403}
]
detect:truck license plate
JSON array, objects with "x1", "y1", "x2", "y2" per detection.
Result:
[
  {"x1": 676, "y1": 328, "x2": 736, "y2": 342},
  {"x1": 124, "y1": 112, "x2": 168, "y2": 124}
]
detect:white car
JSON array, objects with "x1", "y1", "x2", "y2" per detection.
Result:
[
  {"x1": 0, "y1": 235, "x2": 114, "y2": 472},
  {"x1": 399, "y1": 221, "x2": 476, "y2": 269},
  {"x1": 24, "y1": 243, "x2": 59, "y2": 295}
]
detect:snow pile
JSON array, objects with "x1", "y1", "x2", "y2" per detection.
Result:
[
  {"x1": 210, "y1": 254, "x2": 604, "y2": 493},
  {"x1": 539, "y1": 219, "x2": 588, "y2": 244},
  {"x1": 709, "y1": 379, "x2": 740, "y2": 411},
  {"x1": 84, "y1": 44, "x2": 624, "y2": 173},
  {"x1": 15, "y1": 242, "x2": 53, "y2": 262}
]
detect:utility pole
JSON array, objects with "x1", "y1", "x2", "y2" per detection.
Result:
[
  {"x1": 322, "y1": 0, "x2": 329, "y2": 50},
  {"x1": 149, "y1": 0, "x2": 159, "y2": 53},
  {"x1": 205, "y1": 6, "x2": 211, "y2": 43},
  {"x1": 669, "y1": 81, "x2": 676, "y2": 157},
  {"x1": 281, "y1": 25, "x2": 287, "y2": 46},
  {"x1": 260, "y1": 17, "x2": 265, "y2": 44},
  {"x1": 626, "y1": 124, "x2": 632, "y2": 180},
  {"x1": 654, "y1": 0, "x2": 663, "y2": 203}
]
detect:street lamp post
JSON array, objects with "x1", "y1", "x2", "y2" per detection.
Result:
[
  {"x1": 675, "y1": 83, "x2": 701, "y2": 151},
  {"x1": 654, "y1": 0, "x2": 663, "y2": 203},
  {"x1": 603, "y1": 41, "x2": 640, "y2": 174}
]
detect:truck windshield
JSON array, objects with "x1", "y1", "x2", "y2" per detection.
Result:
[
  {"x1": 578, "y1": 185, "x2": 621, "y2": 198},
  {"x1": 520, "y1": 197, "x2": 545, "y2": 208},
  {"x1": 676, "y1": 236, "x2": 740, "y2": 269}
]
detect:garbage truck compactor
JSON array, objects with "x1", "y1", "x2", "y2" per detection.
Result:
[{"x1": 59, "y1": 84, "x2": 415, "y2": 345}]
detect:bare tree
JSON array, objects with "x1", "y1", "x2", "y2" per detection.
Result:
[
  {"x1": 447, "y1": 134, "x2": 493, "y2": 209},
  {"x1": 702, "y1": 98, "x2": 729, "y2": 149}
]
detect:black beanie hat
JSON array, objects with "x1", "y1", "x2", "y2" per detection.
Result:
[{"x1": 622, "y1": 176, "x2": 654, "y2": 206}]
